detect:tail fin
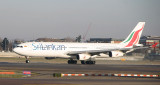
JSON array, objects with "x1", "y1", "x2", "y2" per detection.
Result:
[{"x1": 121, "y1": 22, "x2": 145, "y2": 47}]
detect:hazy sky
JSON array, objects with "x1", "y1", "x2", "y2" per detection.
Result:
[{"x1": 0, "y1": 0, "x2": 160, "y2": 41}]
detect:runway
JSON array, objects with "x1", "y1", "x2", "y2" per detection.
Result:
[
  {"x1": 0, "y1": 79, "x2": 160, "y2": 85},
  {"x1": 0, "y1": 61, "x2": 160, "y2": 85},
  {"x1": 0, "y1": 63, "x2": 160, "y2": 73}
]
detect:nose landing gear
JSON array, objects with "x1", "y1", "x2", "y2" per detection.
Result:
[
  {"x1": 25, "y1": 56, "x2": 30, "y2": 63},
  {"x1": 26, "y1": 60, "x2": 30, "y2": 63}
]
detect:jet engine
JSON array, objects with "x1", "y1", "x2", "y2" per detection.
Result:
[
  {"x1": 109, "y1": 51, "x2": 124, "y2": 57},
  {"x1": 76, "y1": 54, "x2": 91, "y2": 60}
]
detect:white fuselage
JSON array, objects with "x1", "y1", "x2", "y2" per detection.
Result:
[{"x1": 13, "y1": 42, "x2": 122, "y2": 58}]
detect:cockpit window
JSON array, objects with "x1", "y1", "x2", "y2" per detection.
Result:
[{"x1": 16, "y1": 46, "x2": 23, "y2": 48}]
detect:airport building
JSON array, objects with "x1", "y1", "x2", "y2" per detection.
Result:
[
  {"x1": 139, "y1": 36, "x2": 160, "y2": 60},
  {"x1": 89, "y1": 38, "x2": 123, "y2": 43},
  {"x1": 140, "y1": 36, "x2": 160, "y2": 50},
  {"x1": 90, "y1": 38, "x2": 112, "y2": 43}
]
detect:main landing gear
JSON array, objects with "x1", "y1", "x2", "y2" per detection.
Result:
[
  {"x1": 25, "y1": 56, "x2": 30, "y2": 63},
  {"x1": 24, "y1": 56, "x2": 95, "y2": 64},
  {"x1": 81, "y1": 60, "x2": 96, "y2": 64},
  {"x1": 67, "y1": 59, "x2": 96, "y2": 64},
  {"x1": 68, "y1": 59, "x2": 77, "y2": 64}
]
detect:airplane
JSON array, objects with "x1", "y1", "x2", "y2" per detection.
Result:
[
  {"x1": 13, "y1": 22, "x2": 145, "y2": 64},
  {"x1": 151, "y1": 43, "x2": 158, "y2": 48}
]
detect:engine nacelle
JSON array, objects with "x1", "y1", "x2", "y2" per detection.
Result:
[
  {"x1": 77, "y1": 54, "x2": 91, "y2": 60},
  {"x1": 109, "y1": 51, "x2": 124, "y2": 57}
]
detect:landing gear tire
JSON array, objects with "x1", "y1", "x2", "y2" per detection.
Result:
[
  {"x1": 26, "y1": 60, "x2": 30, "y2": 63},
  {"x1": 93, "y1": 61, "x2": 96, "y2": 64},
  {"x1": 81, "y1": 61, "x2": 86, "y2": 64},
  {"x1": 68, "y1": 60, "x2": 77, "y2": 64},
  {"x1": 25, "y1": 56, "x2": 30, "y2": 63},
  {"x1": 86, "y1": 61, "x2": 91, "y2": 64}
]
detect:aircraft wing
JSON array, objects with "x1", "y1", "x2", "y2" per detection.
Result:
[
  {"x1": 67, "y1": 49, "x2": 115, "y2": 55},
  {"x1": 67, "y1": 46, "x2": 149, "y2": 55},
  {"x1": 67, "y1": 48, "x2": 127, "y2": 55},
  {"x1": 67, "y1": 42, "x2": 158, "y2": 55}
]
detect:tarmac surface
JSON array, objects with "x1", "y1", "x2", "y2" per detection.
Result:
[{"x1": 0, "y1": 58, "x2": 160, "y2": 85}]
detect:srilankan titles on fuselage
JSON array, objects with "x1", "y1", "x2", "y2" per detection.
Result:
[{"x1": 32, "y1": 43, "x2": 66, "y2": 51}]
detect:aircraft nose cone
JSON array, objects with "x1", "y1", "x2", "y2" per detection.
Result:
[{"x1": 13, "y1": 48, "x2": 18, "y2": 53}]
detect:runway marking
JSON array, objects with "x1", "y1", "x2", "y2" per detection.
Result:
[{"x1": 59, "y1": 73, "x2": 159, "y2": 78}]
